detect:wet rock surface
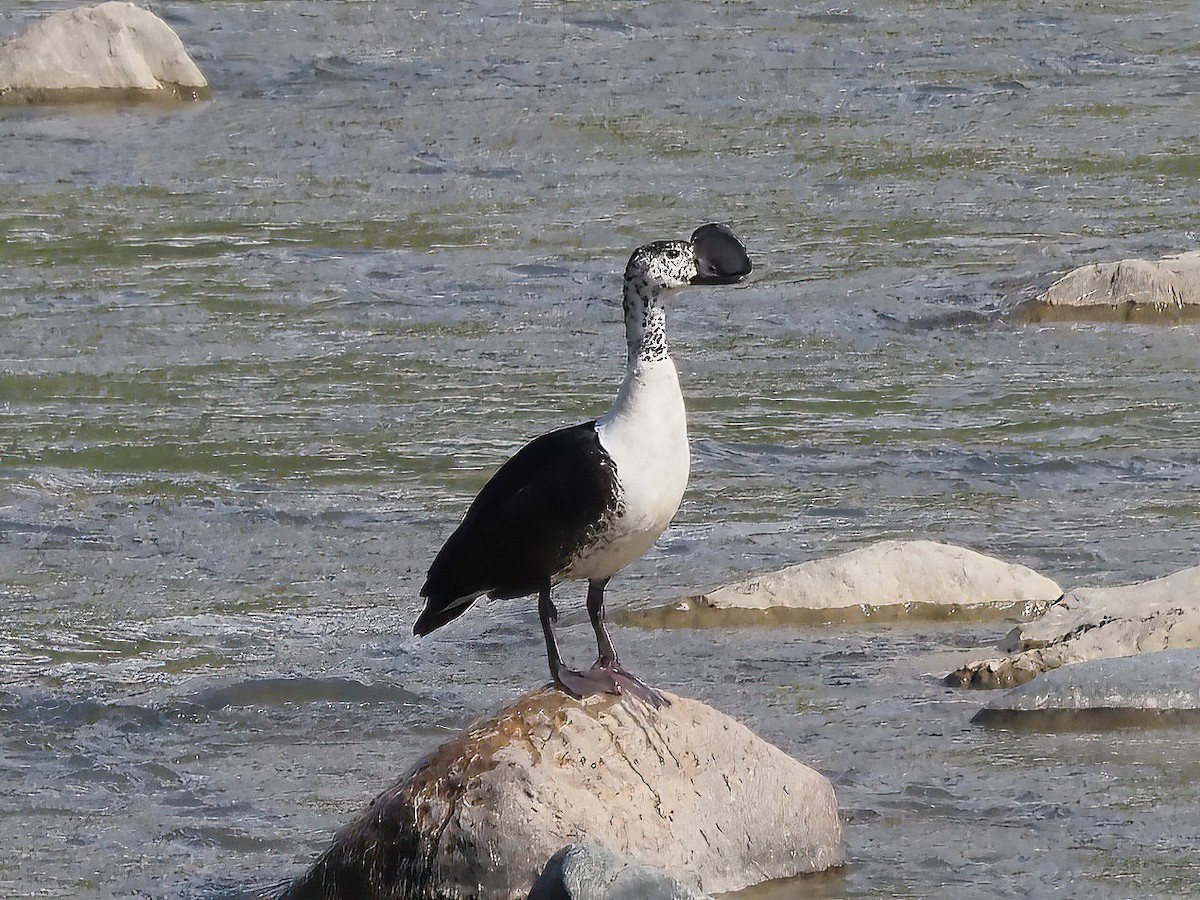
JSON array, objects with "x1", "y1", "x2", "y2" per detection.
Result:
[
  {"x1": 527, "y1": 843, "x2": 711, "y2": 900},
  {"x1": 627, "y1": 540, "x2": 1061, "y2": 628},
  {"x1": 1020, "y1": 249, "x2": 1200, "y2": 322},
  {"x1": 0, "y1": 1, "x2": 207, "y2": 102},
  {"x1": 280, "y1": 687, "x2": 843, "y2": 900},
  {"x1": 949, "y1": 565, "x2": 1200, "y2": 688},
  {"x1": 972, "y1": 649, "x2": 1200, "y2": 730}
]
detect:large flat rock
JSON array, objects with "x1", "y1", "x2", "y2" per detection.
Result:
[
  {"x1": 972, "y1": 649, "x2": 1200, "y2": 730},
  {"x1": 625, "y1": 540, "x2": 1061, "y2": 628},
  {"x1": 949, "y1": 565, "x2": 1200, "y2": 688},
  {"x1": 280, "y1": 688, "x2": 843, "y2": 900},
  {"x1": 1021, "y1": 250, "x2": 1200, "y2": 322},
  {"x1": 0, "y1": 2, "x2": 208, "y2": 103}
]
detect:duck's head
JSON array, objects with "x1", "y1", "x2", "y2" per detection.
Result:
[
  {"x1": 624, "y1": 223, "x2": 752, "y2": 294},
  {"x1": 620, "y1": 224, "x2": 752, "y2": 363}
]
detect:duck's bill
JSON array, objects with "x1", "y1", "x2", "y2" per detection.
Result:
[{"x1": 690, "y1": 223, "x2": 752, "y2": 285}]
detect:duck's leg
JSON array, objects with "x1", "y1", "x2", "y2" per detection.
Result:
[
  {"x1": 539, "y1": 583, "x2": 665, "y2": 706},
  {"x1": 539, "y1": 584, "x2": 619, "y2": 701},
  {"x1": 586, "y1": 577, "x2": 669, "y2": 708},
  {"x1": 587, "y1": 576, "x2": 619, "y2": 667}
]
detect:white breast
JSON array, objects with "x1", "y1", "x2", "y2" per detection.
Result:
[{"x1": 563, "y1": 357, "x2": 689, "y2": 580}]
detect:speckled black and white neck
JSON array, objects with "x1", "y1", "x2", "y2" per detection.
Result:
[{"x1": 621, "y1": 240, "x2": 695, "y2": 365}]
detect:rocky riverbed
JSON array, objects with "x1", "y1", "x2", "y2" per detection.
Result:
[{"x1": 4, "y1": 2, "x2": 1200, "y2": 898}]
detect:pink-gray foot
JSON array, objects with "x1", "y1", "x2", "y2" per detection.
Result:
[
  {"x1": 592, "y1": 659, "x2": 670, "y2": 708},
  {"x1": 552, "y1": 662, "x2": 669, "y2": 708}
]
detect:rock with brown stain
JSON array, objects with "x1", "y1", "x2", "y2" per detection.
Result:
[
  {"x1": 0, "y1": 2, "x2": 208, "y2": 103},
  {"x1": 947, "y1": 565, "x2": 1200, "y2": 689},
  {"x1": 279, "y1": 688, "x2": 843, "y2": 900}
]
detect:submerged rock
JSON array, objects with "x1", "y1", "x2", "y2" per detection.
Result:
[
  {"x1": 1019, "y1": 250, "x2": 1200, "y2": 322},
  {"x1": 949, "y1": 565, "x2": 1200, "y2": 688},
  {"x1": 528, "y1": 843, "x2": 711, "y2": 900},
  {"x1": 0, "y1": 2, "x2": 208, "y2": 103},
  {"x1": 280, "y1": 688, "x2": 843, "y2": 900},
  {"x1": 625, "y1": 540, "x2": 1060, "y2": 628},
  {"x1": 972, "y1": 649, "x2": 1200, "y2": 730}
]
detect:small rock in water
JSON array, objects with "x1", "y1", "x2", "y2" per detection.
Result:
[
  {"x1": 279, "y1": 687, "x2": 843, "y2": 900},
  {"x1": 627, "y1": 540, "x2": 1060, "y2": 627},
  {"x1": 528, "y1": 843, "x2": 711, "y2": 900},
  {"x1": 972, "y1": 649, "x2": 1200, "y2": 730},
  {"x1": 948, "y1": 565, "x2": 1200, "y2": 689},
  {"x1": 0, "y1": 1, "x2": 208, "y2": 103},
  {"x1": 1019, "y1": 249, "x2": 1200, "y2": 322}
]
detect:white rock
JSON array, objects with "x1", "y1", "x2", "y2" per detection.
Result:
[
  {"x1": 972, "y1": 649, "x2": 1200, "y2": 729},
  {"x1": 980, "y1": 649, "x2": 1200, "y2": 712},
  {"x1": 0, "y1": 2, "x2": 207, "y2": 100},
  {"x1": 280, "y1": 688, "x2": 844, "y2": 900},
  {"x1": 1032, "y1": 250, "x2": 1200, "y2": 314},
  {"x1": 949, "y1": 565, "x2": 1200, "y2": 688},
  {"x1": 634, "y1": 541, "x2": 1061, "y2": 625}
]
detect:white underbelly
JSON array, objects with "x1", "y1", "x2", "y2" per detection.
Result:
[
  {"x1": 563, "y1": 464, "x2": 687, "y2": 578},
  {"x1": 562, "y1": 357, "x2": 689, "y2": 581},
  {"x1": 563, "y1": 524, "x2": 666, "y2": 581}
]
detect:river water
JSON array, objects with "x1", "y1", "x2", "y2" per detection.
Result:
[{"x1": 2, "y1": 1, "x2": 1200, "y2": 897}]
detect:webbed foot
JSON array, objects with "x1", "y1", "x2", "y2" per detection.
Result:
[
  {"x1": 552, "y1": 662, "x2": 670, "y2": 709},
  {"x1": 595, "y1": 660, "x2": 671, "y2": 708}
]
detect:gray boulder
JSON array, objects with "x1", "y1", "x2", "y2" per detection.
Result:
[
  {"x1": 528, "y1": 844, "x2": 711, "y2": 900},
  {"x1": 0, "y1": 2, "x2": 208, "y2": 103},
  {"x1": 949, "y1": 565, "x2": 1200, "y2": 688},
  {"x1": 1024, "y1": 249, "x2": 1200, "y2": 321},
  {"x1": 627, "y1": 540, "x2": 1060, "y2": 627},
  {"x1": 280, "y1": 687, "x2": 843, "y2": 900},
  {"x1": 972, "y1": 649, "x2": 1200, "y2": 729}
]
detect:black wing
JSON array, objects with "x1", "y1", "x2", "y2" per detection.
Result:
[{"x1": 413, "y1": 421, "x2": 618, "y2": 636}]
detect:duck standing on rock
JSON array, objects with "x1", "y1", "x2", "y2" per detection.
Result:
[{"x1": 414, "y1": 224, "x2": 752, "y2": 706}]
